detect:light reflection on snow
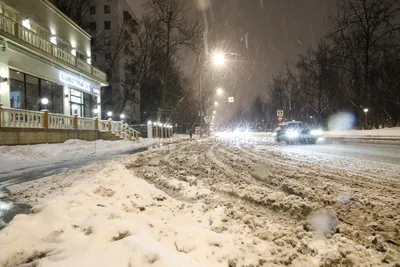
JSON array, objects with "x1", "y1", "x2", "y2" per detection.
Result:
[{"x1": 0, "y1": 200, "x2": 13, "y2": 216}]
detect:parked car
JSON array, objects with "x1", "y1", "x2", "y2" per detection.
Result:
[{"x1": 275, "y1": 121, "x2": 323, "y2": 144}]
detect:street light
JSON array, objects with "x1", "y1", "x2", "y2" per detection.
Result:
[
  {"x1": 120, "y1": 114, "x2": 125, "y2": 119},
  {"x1": 216, "y1": 88, "x2": 223, "y2": 95},
  {"x1": 214, "y1": 101, "x2": 218, "y2": 106},
  {"x1": 93, "y1": 108, "x2": 98, "y2": 115},
  {"x1": 107, "y1": 111, "x2": 112, "y2": 118},
  {"x1": 363, "y1": 108, "x2": 369, "y2": 129},
  {"x1": 213, "y1": 52, "x2": 225, "y2": 66},
  {"x1": 213, "y1": 110, "x2": 216, "y2": 114}
]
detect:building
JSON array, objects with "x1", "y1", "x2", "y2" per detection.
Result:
[
  {"x1": 0, "y1": 0, "x2": 107, "y2": 118},
  {"x1": 87, "y1": 0, "x2": 140, "y2": 122}
]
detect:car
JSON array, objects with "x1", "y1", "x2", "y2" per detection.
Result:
[{"x1": 274, "y1": 121, "x2": 323, "y2": 144}]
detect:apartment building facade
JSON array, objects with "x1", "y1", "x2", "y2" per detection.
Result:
[
  {"x1": 0, "y1": 0, "x2": 107, "y2": 118},
  {"x1": 87, "y1": 0, "x2": 140, "y2": 122}
]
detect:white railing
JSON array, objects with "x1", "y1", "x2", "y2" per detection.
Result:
[
  {"x1": 53, "y1": 46, "x2": 76, "y2": 66},
  {"x1": 0, "y1": 107, "x2": 43, "y2": 128},
  {"x1": 93, "y1": 67, "x2": 107, "y2": 81},
  {"x1": 99, "y1": 120, "x2": 140, "y2": 140},
  {"x1": 77, "y1": 58, "x2": 91, "y2": 73},
  {"x1": 78, "y1": 117, "x2": 95, "y2": 130},
  {"x1": 0, "y1": 14, "x2": 107, "y2": 83},
  {"x1": 0, "y1": 13, "x2": 15, "y2": 35},
  {"x1": 99, "y1": 120, "x2": 109, "y2": 131},
  {"x1": 18, "y1": 26, "x2": 52, "y2": 54},
  {"x1": 48, "y1": 113, "x2": 74, "y2": 129},
  {"x1": 0, "y1": 107, "x2": 149, "y2": 141}
]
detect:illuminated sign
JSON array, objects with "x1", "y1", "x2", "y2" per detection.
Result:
[
  {"x1": 91, "y1": 88, "x2": 100, "y2": 95},
  {"x1": 59, "y1": 72, "x2": 99, "y2": 95}
]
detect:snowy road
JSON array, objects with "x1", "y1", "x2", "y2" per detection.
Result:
[
  {"x1": 1, "y1": 137, "x2": 400, "y2": 266},
  {"x1": 273, "y1": 141, "x2": 400, "y2": 165}
]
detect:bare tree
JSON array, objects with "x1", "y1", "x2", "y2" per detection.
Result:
[
  {"x1": 51, "y1": 0, "x2": 91, "y2": 28},
  {"x1": 144, "y1": 0, "x2": 202, "y2": 119},
  {"x1": 330, "y1": 0, "x2": 400, "y2": 110}
]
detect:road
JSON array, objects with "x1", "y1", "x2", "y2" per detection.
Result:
[
  {"x1": 216, "y1": 132, "x2": 400, "y2": 166},
  {"x1": 277, "y1": 140, "x2": 400, "y2": 166}
]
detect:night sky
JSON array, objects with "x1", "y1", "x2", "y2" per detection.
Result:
[{"x1": 130, "y1": 0, "x2": 337, "y2": 112}]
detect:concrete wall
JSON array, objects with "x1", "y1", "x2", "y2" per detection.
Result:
[{"x1": 0, "y1": 128, "x2": 120, "y2": 145}]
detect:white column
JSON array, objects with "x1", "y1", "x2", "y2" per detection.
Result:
[
  {"x1": 97, "y1": 94, "x2": 101, "y2": 120},
  {"x1": 0, "y1": 64, "x2": 10, "y2": 107},
  {"x1": 147, "y1": 121, "x2": 153, "y2": 138},
  {"x1": 63, "y1": 85, "x2": 69, "y2": 116}
]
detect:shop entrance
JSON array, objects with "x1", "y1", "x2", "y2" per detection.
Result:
[{"x1": 69, "y1": 88, "x2": 83, "y2": 116}]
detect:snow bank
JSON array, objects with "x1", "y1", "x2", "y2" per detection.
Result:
[
  {"x1": 0, "y1": 136, "x2": 190, "y2": 176},
  {"x1": 0, "y1": 139, "x2": 150, "y2": 159},
  {"x1": 325, "y1": 127, "x2": 400, "y2": 139},
  {"x1": 0, "y1": 163, "x2": 237, "y2": 267}
]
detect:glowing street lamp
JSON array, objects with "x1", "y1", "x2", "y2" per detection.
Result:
[
  {"x1": 214, "y1": 101, "x2": 218, "y2": 106},
  {"x1": 93, "y1": 108, "x2": 98, "y2": 115},
  {"x1": 213, "y1": 52, "x2": 225, "y2": 66},
  {"x1": 216, "y1": 88, "x2": 223, "y2": 95},
  {"x1": 120, "y1": 114, "x2": 125, "y2": 119},
  {"x1": 107, "y1": 111, "x2": 112, "y2": 118},
  {"x1": 213, "y1": 110, "x2": 216, "y2": 114},
  {"x1": 363, "y1": 108, "x2": 369, "y2": 129}
]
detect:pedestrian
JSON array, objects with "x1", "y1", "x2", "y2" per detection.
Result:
[{"x1": 189, "y1": 129, "x2": 193, "y2": 139}]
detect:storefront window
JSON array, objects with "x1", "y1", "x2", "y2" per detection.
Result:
[
  {"x1": 91, "y1": 95, "x2": 97, "y2": 115},
  {"x1": 84, "y1": 93, "x2": 91, "y2": 118},
  {"x1": 10, "y1": 70, "x2": 25, "y2": 109},
  {"x1": 25, "y1": 75, "x2": 39, "y2": 111},
  {"x1": 10, "y1": 80, "x2": 25, "y2": 109},
  {"x1": 40, "y1": 79, "x2": 53, "y2": 111},
  {"x1": 53, "y1": 84, "x2": 64, "y2": 114},
  {"x1": 8, "y1": 69, "x2": 64, "y2": 113},
  {"x1": 70, "y1": 88, "x2": 83, "y2": 117}
]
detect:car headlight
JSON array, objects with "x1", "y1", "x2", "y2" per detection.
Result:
[
  {"x1": 310, "y1": 129, "x2": 323, "y2": 135},
  {"x1": 286, "y1": 130, "x2": 299, "y2": 138}
]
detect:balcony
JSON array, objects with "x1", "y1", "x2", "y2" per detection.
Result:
[{"x1": 0, "y1": 13, "x2": 107, "y2": 83}]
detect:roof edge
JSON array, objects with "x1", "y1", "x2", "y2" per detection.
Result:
[{"x1": 40, "y1": 0, "x2": 91, "y2": 39}]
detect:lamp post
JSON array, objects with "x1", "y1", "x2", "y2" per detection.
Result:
[
  {"x1": 199, "y1": 52, "x2": 226, "y2": 138},
  {"x1": 363, "y1": 108, "x2": 369, "y2": 129}
]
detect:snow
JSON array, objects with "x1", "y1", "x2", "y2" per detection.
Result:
[
  {"x1": 0, "y1": 162, "x2": 236, "y2": 267},
  {"x1": 325, "y1": 127, "x2": 400, "y2": 139},
  {"x1": 0, "y1": 136, "x2": 189, "y2": 179},
  {"x1": 1, "y1": 137, "x2": 398, "y2": 266}
]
